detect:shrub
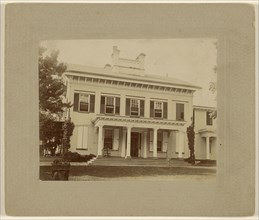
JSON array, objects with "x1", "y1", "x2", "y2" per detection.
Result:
[{"x1": 63, "y1": 151, "x2": 96, "y2": 162}]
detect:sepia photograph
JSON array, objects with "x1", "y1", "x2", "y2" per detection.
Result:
[
  {"x1": 39, "y1": 39, "x2": 218, "y2": 181},
  {"x1": 3, "y1": 3, "x2": 256, "y2": 217}
]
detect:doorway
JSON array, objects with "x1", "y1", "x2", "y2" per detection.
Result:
[{"x1": 131, "y1": 132, "x2": 141, "y2": 157}]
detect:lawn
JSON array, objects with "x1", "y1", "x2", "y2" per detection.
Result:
[{"x1": 40, "y1": 165, "x2": 216, "y2": 181}]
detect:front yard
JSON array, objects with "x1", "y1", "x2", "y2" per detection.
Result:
[{"x1": 40, "y1": 165, "x2": 216, "y2": 181}]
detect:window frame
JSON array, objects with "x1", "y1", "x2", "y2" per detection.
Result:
[
  {"x1": 105, "y1": 96, "x2": 116, "y2": 115},
  {"x1": 130, "y1": 99, "x2": 140, "y2": 116},
  {"x1": 176, "y1": 103, "x2": 185, "y2": 121},
  {"x1": 104, "y1": 129, "x2": 113, "y2": 150},
  {"x1": 157, "y1": 132, "x2": 163, "y2": 152},
  {"x1": 78, "y1": 93, "x2": 90, "y2": 112},
  {"x1": 154, "y1": 101, "x2": 163, "y2": 118},
  {"x1": 206, "y1": 111, "x2": 213, "y2": 126}
]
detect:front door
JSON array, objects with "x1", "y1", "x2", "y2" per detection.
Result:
[{"x1": 131, "y1": 132, "x2": 140, "y2": 157}]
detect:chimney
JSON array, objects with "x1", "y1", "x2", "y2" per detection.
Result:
[
  {"x1": 111, "y1": 46, "x2": 120, "y2": 65},
  {"x1": 136, "y1": 53, "x2": 146, "y2": 69},
  {"x1": 104, "y1": 64, "x2": 112, "y2": 70}
]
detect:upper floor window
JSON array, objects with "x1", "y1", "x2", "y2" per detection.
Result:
[
  {"x1": 150, "y1": 101, "x2": 168, "y2": 119},
  {"x1": 206, "y1": 111, "x2": 213, "y2": 126},
  {"x1": 176, "y1": 103, "x2": 184, "y2": 121},
  {"x1": 126, "y1": 98, "x2": 144, "y2": 117},
  {"x1": 100, "y1": 96, "x2": 120, "y2": 115},
  {"x1": 73, "y1": 92, "x2": 95, "y2": 113}
]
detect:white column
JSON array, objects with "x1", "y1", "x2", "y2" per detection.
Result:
[
  {"x1": 126, "y1": 127, "x2": 131, "y2": 159},
  {"x1": 143, "y1": 131, "x2": 147, "y2": 158},
  {"x1": 95, "y1": 91, "x2": 101, "y2": 114},
  {"x1": 121, "y1": 128, "x2": 127, "y2": 157},
  {"x1": 206, "y1": 137, "x2": 210, "y2": 160},
  {"x1": 97, "y1": 125, "x2": 103, "y2": 156},
  {"x1": 153, "y1": 128, "x2": 158, "y2": 158}
]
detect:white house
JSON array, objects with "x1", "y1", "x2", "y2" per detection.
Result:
[{"x1": 63, "y1": 46, "x2": 216, "y2": 160}]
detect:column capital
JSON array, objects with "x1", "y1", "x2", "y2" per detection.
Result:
[
  {"x1": 153, "y1": 127, "x2": 159, "y2": 131},
  {"x1": 98, "y1": 125, "x2": 104, "y2": 128}
]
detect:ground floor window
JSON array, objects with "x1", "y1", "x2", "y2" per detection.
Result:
[
  {"x1": 104, "y1": 129, "x2": 113, "y2": 149},
  {"x1": 157, "y1": 132, "x2": 162, "y2": 151}
]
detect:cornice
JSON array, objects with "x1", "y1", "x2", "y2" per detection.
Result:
[{"x1": 66, "y1": 74, "x2": 195, "y2": 95}]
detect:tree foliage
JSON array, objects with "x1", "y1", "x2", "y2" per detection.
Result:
[
  {"x1": 186, "y1": 122, "x2": 195, "y2": 165},
  {"x1": 39, "y1": 47, "x2": 74, "y2": 154}
]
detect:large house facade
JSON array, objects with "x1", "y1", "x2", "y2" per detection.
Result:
[{"x1": 63, "y1": 46, "x2": 216, "y2": 160}]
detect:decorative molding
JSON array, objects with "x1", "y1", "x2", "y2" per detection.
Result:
[
  {"x1": 91, "y1": 115, "x2": 186, "y2": 129},
  {"x1": 67, "y1": 75, "x2": 195, "y2": 95}
]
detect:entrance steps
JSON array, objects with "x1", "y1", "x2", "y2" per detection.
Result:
[{"x1": 90, "y1": 156, "x2": 189, "y2": 167}]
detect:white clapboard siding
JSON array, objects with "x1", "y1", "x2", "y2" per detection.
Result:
[
  {"x1": 82, "y1": 126, "x2": 88, "y2": 149},
  {"x1": 162, "y1": 131, "x2": 168, "y2": 152},
  {"x1": 113, "y1": 128, "x2": 120, "y2": 150},
  {"x1": 77, "y1": 126, "x2": 83, "y2": 149},
  {"x1": 149, "y1": 130, "x2": 153, "y2": 151}
]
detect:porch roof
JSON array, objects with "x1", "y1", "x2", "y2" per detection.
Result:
[
  {"x1": 198, "y1": 128, "x2": 217, "y2": 138},
  {"x1": 91, "y1": 115, "x2": 186, "y2": 130}
]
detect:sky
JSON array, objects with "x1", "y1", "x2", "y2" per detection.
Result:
[{"x1": 40, "y1": 39, "x2": 217, "y2": 107}]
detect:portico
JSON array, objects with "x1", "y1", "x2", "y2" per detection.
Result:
[
  {"x1": 92, "y1": 115, "x2": 187, "y2": 159},
  {"x1": 199, "y1": 129, "x2": 216, "y2": 160}
]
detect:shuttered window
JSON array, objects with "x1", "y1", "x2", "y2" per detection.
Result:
[
  {"x1": 104, "y1": 129, "x2": 113, "y2": 149},
  {"x1": 150, "y1": 101, "x2": 168, "y2": 119},
  {"x1": 206, "y1": 111, "x2": 213, "y2": 125},
  {"x1": 73, "y1": 92, "x2": 95, "y2": 113},
  {"x1": 126, "y1": 98, "x2": 144, "y2": 117},
  {"x1": 176, "y1": 103, "x2": 184, "y2": 121},
  {"x1": 157, "y1": 132, "x2": 162, "y2": 151},
  {"x1": 77, "y1": 126, "x2": 88, "y2": 149},
  {"x1": 100, "y1": 96, "x2": 120, "y2": 115}
]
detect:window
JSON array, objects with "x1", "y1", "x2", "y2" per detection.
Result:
[
  {"x1": 77, "y1": 126, "x2": 88, "y2": 149},
  {"x1": 73, "y1": 92, "x2": 95, "y2": 113},
  {"x1": 149, "y1": 131, "x2": 168, "y2": 152},
  {"x1": 206, "y1": 111, "x2": 213, "y2": 125},
  {"x1": 79, "y1": 94, "x2": 89, "y2": 112},
  {"x1": 176, "y1": 103, "x2": 184, "y2": 121},
  {"x1": 126, "y1": 98, "x2": 144, "y2": 117},
  {"x1": 154, "y1": 101, "x2": 163, "y2": 118},
  {"x1": 130, "y1": 99, "x2": 140, "y2": 116},
  {"x1": 100, "y1": 96, "x2": 120, "y2": 115},
  {"x1": 150, "y1": 101, "x2": 167, "y2": 119},
  {"x1": 157, "y1": 132, "x2": 162, "y2": 152},
  {"x1": 104, "y1": 129, "x2": 113, "y2": 149}
]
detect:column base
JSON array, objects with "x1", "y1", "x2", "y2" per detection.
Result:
[
  {"x1": 152, "y1": 157, "x2": 158, "y2": 159},
  {"x1": 125, "y1": 156, "x2": 131, "y2": 159}
]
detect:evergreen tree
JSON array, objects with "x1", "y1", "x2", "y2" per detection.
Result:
[
  {"x1": 39, "y1": 47, "x2": 74, "y2": 155},
  {"x1": 186, "y1": 122, "x2": 195, "y2": 165}
]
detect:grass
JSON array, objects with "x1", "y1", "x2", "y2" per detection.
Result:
[{"x1": 40, "y1": 165, "x2": 216, "y2": 181}]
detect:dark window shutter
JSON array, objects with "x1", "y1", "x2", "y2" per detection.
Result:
[
  {"x1": 163, "y1": 102, "x2": 168, "y2": 119},
  {"x1": 140, "y1": 100, "x2": 144, "y2": 117},
  {"x1": 126, "y1": 98, "x2": 130, "y2": 116},
  {"x1": 100, "y1": 96, "x2": 105, "y2": 114},
  {"x1": 90, "y1": 95, "x2": 95, "y2": 113},
  {"x1": 115, "y1": 97, "x2": 120, "y2": 115},
  {"x1": 150, "y1": 101, "x2": 154, "y2": 117},
  {"x1": 73, "y1": 93, "x2": 79, "y2": 111}
]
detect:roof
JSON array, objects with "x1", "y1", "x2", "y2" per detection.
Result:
[
  {"x1": 65, "y1": 64, "x2": 202, "y2": 90},
  {"x1": 193, "y1": 105, "x2": 217, "y2": 111}
]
